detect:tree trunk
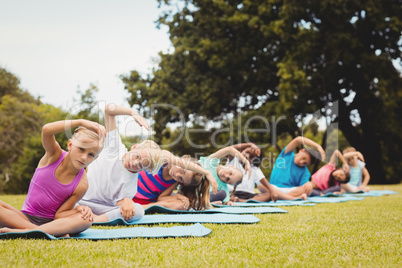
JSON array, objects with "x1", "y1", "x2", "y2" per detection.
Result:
[{"x1": 339, "y1": 99, "x2": 387, "y2": 184}]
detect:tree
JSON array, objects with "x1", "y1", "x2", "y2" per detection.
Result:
[
  {"x1": 0, "y1": 68, "x2": 43, "y2": 193},
  {"x1": 122, "y1": 0, "x2": 402, "y2": 183},
  {"x1": 0, "y1": 69, "x2": 104, "y2": 193}
]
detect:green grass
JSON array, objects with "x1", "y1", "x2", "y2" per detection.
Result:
[{"x1": 1, "y1": 184, "x2": 402, "y2": 267}]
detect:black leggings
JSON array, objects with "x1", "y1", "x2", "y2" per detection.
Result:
[{"x1": 309, "y1": 185, "x2": 342, "y2": 197}]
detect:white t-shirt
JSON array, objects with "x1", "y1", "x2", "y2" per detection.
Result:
[
  {"x1": 226, "y1": 157, "x2": 264, "y2": 194},
  {"x1": 82, "y1": 129, "x2": 138, "y2": 205}
]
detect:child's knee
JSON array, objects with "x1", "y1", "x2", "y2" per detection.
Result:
[{"x1": 70, "y1": 212, "x2": 93, "y2": 228}]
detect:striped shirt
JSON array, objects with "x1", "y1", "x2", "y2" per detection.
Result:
[{"x1": 133, "y1": 165, "x2": 176, "y2": 202}]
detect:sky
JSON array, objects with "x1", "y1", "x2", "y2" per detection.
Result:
[{"x1": 0, "y1": 0, "x2": 172, "y2": 111}]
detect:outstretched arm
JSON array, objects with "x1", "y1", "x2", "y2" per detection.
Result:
[
  {"x1": 105, "y1": 104, "x2": 149, "y2": 133},
  {"x1": 209, "y1": 146, "x2": 251, "y2": 177},
  {"x1": 156, "y1": 183, "x2": 190, "y2": 210},
  {"x1": 285, "y1": 136, "x2": 325, "y2": 161},
  {"x1": 162, "y1": 150, "x2": 218, "y2": 193}
]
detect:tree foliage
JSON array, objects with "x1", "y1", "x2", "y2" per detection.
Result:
[
  {"x1": 122, "y1": 0, "x2": 402, "y2": 183},
  {"x1": 0, "y1": 68, "x2": 103, "y2": 193}
]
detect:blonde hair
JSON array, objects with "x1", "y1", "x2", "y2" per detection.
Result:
[
  {"x1": 134, "y1": 140, "x2": 163, "y2": 174},
  {"x1": 73, "y1": 126, "x2": 105, "y2": 149},
  {"x1": 177, "y1": 155, "x2": 211, "y2": 210}
]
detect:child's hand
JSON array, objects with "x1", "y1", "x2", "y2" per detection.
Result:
[
  {"x1": 206, "y1": 173, "x2": 218, "y2": 194},
  {"x1": 270, "y1": 189, "x2": 279, "y2": 202},
  {"x1": 176, "y1": 194, "x2": 190, "y2": 210},
  {"x1": 80, "y1": 119, "x2": 106, "y2": 138},
  {"x1": 226, "y1": 201, "x2": 237, "y2": 206},
  {"x1": 76, "y1": 205, "x2": 94, "y2": 222},
  {"x1": 244, "y1": 160, "x2": 252, "y2": 179},
  {"x1": 120, "y1": 198, "x2": 136, "y2": 221},
  {"x1": 250, "y1": 145, "x2": 261, "y2": 157},
  {"x1": 131, "y1": 111, "x2": 150, "y2": 131}
]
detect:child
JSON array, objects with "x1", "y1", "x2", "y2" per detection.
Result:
[
  {"x1": 198, "y1": 146, "x2": 251, "y2": 205},
  {"x1": 341, "y1": 147, "x2": 370, "y2": 192},
  {"x1": 228, "y1": 143, "x2": 308, "y2": 202},
  {"x1": 77, "y1": 104, "x2": 166, "y2": 222},
  {"x1": 133, "y1": 153, "x2": 218, "y2": 211},
  {"x1": 0, "y1": 120, "x2": 105, "y2": 237},
  {"x1": 268, "y1": 136, "x2": 325, "y2": 197},
  {"x1": 308, "y1": 150, "x2": 351, "y2": 196}
]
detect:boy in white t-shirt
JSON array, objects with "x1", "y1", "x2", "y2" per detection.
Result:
[{"x1": 227, "y1": 143, "x2": 308, "y2": 202}]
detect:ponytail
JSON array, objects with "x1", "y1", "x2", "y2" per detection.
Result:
[
  {"x1": 178, "y1": 177, "x2": 211, "y2": 210},
  {"x1": 176, "y1": 155, "x2": 212, "y2": 210},
  {"x1": 230, "y1": 185, "x2": 238, "y2": 199}
]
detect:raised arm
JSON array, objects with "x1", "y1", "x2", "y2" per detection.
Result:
[
  {"x1": 162, "y1": 150, "x2": 218, "y2": 193},
  {"x1": 343, "y1": 151, "x2": 361, "y2": 160},
  {"x1": 41, "y1": 119, "x2": 105, "y2": 162},
  {"x1": 329, "y1": 150, "x2": 349, "y2": 171},
  {"x1": 105, "y1": 104, "x2": 149, "y2": 133},
  {"x1": 230, "y1": 143, "x2": 261, "y2": 161},
  {"x1": 285, "y1": 136, "x2": 325, "y2": 160},
  {"x1": 209, "y1": 146, "x2": 252, "y2": 176}
]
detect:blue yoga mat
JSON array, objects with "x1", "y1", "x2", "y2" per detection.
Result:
[
  {"x1": 344, "y1": 190, "x2": 398, "y2": 197},
  {"x1": 213, "y1": 200, "x2": 316, "y2": 207},
  {"x1": 144, "y1": 205, "x2": 288, "y2": 214},
  {"x1": 305, "y1": 196, "x2": 364, "y2": 203},
  {"x1": 93, "y1": 214, "x2": 260, "y2": 226},
  {"x1": 0, "y1": 223, "x2": 211, "y2": 240}
]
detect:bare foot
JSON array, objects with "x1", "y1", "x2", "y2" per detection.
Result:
[
  {"x1": 59, "y1": 233, "x2": 70, "y2": 238},
  {"x1": 0, "y1": 227, "x2": 12, "y2": 233},
  {"x1": 301, "y1": 193, "x2": 307, "y2": 200},
  {"x1": 0, "y1": 227, "x2": 29, "y2": 233},
  {"x1": 211, "y1": 201, "x2": 223, "y2": 205}
]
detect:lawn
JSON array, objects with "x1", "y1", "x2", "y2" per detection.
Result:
[{"x1": 1, "y1": 184, "x2": 401, "y2": 267}]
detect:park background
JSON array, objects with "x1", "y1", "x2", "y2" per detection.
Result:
[{"x1": 0, "y1": 0, "x2": 401, "y2": 195}]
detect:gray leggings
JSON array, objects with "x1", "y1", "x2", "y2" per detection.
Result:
[
  {"x1": 210, "y1": 190, "x2": 227, "y2": 202},
  {"x1": 77, "y1": 199, "x2": 144, "y2": 221},
  {"x1": 309, "y1": 185, "x2": 342, "y2": 197}
]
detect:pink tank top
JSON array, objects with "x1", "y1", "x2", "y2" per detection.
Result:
[{"x1": 21, "y1": 151, "x2": 84, "y2": 219}]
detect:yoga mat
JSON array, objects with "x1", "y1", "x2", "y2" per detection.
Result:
[
  {"x1": 344, "y1": 190, "x2": 398, "y2": 197},
  {"x1": 144, "y1": 205, "x2": 288, "y2": 214},
  {"x1": 0, "y1": 223, "x2": 211, "y2": 240},
  {"x1": 305, "y1": 196, "x2": 364, "y2": 203},
  {"x1": 213, "y1": 200, "x2": 316, "y2": 207},
  {"x1": 93, "y1": 214, "x2": 260, "y2": 226}
]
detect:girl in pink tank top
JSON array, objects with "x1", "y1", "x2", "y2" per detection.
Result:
[
  {"x1": 309, "y1": 150, "x2": 351, "y2": 196},
  {"x1": 0, "y1": 119, "x2": 105, "y2": 237}
]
